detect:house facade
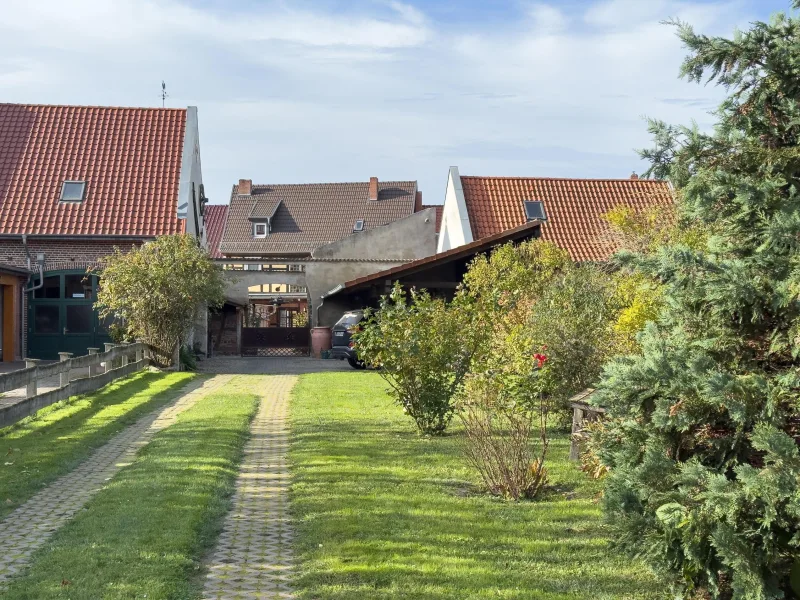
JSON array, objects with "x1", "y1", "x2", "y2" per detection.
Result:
[
  {"x1": 437, "y1": 166, "x2": 674, "y2": 259},
  {"x1": 0, "y1": 103, "x2": 206, "y2": 359},
  {"x1": 209, "y1": 177, "x2": 439, "y2": 355}
]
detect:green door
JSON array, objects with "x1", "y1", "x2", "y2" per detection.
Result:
[{"x1": 28, "y1": 271, "x2": 106, "y2": 360}]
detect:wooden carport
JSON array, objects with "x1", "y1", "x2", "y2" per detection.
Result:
[{"x1": 318, "y1": 221, "x2": 543, "y2": 323}]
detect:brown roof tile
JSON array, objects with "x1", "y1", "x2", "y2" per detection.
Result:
[
  {"x1": 204, "y1": 204, "x2": 227, "y2": 259},
  {"x1": 0, "y1": 103, "x2": 186, "y2": 237},
  {"x1": 461, "y1": 176, "x2": 673, "y2": 261},
  {"x1": 219, "y1": 180, "x2": 417, "y2": 256}
]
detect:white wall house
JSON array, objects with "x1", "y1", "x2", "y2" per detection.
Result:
[
  {"x1": 437, "y1": 166, "x2": 473, "y2": 253},
  {"x1": 176, "y1": 106, "x2": 207, "y2": 247}
]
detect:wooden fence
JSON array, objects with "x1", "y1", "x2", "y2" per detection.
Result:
[
  {"x1": 569, "y1": 388, "x2": 605, "y2": 461},
  {"x1": 0, "y1": 342, "x2": 158, "y2": 429}
]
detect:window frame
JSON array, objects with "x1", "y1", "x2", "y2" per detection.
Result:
[
  {"x1": 60, "y1": 180, "x2": 87, "y2": 203},
  {"x1": 253, "y1": 222, "x2": 268, "y2": 238}
]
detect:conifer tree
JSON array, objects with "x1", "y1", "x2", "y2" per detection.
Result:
[{"x1": 597, "y1": 5, "x2": 800, "y2": 599}]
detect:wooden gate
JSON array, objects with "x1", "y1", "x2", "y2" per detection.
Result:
[{"x1": 241, "y1": 327, "x2": 310, "y2": 357}]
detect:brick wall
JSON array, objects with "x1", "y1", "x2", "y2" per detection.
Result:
[{"x1": 0, "y1": 239, "x2": 141, "y2": 272}]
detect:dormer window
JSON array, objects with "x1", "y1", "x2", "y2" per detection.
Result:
[
  {"x1": 353, "y1": 219, "x2": 365, "y2": 232},
  {"x1": 523, "y1": 200, "x2": 547, "y2": 222},
  {"x1": 253, "y1": 222, "x2": 268, "y2": 238},
  {"x1": 60, "y1": 181, "x2": 86, "y2": 203}
]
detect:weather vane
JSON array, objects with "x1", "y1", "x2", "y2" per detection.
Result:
[{"x1": 161, "y1": 81, "x2": 168, "y2": 108}]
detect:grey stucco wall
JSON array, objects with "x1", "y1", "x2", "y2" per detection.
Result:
[
  {"x1": 306, "y1": 260, "x2": 408, "y2": 327},
  {"x1": 311, "y1": 208, "x2": 437, "y2": 261},
  {"x1": 307, "y1": 209, "x2": 437, "y2": 326}
]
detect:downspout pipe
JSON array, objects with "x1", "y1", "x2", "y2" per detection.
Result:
[{"x1": 21, "y1": 235, "x2": 44, "y2": 293}]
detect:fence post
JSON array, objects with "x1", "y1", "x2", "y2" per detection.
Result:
[
  {"x1": 121, "y1": 344, "x2": 129, "y2": 367},
  {"x1": 58, "y1": 352, "x2": 73, "y2": 388},
  {"x1": 25, "y1": 359, "x2": 41, "y2": 398},
  {"x1": 104, "y1": 343, "x2": 115, "y2": 373},
  {"x1": 134, "y1": 340, "x2": 143, "y2": 363},
  {"x1": 87, "y1": 348, "x2": 100, "y2": 376}
]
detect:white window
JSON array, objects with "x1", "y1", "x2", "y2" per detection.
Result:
[
  {"x1": 253, "y1": 222, "x2": 268, "y2": 238},
  {"x1": 60, "y1": 181, "x2": 86, "y2": 202},
  {"x1": 353, "y1": 219, "x2": 365, "y2": 232}
]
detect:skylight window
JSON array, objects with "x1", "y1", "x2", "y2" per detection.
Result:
[
  {"x1": 353, "y1": 219, "x2": 365, "y2": 232},
  {"x1": 60, "y1": 181, "x2": 86, "y2": 203},
  {"x1": 253, "y1": 222, "x2": 268, "y2": 238},
  {"x1": 523, "y1": 200, "x2": 547, "y2": 222}
]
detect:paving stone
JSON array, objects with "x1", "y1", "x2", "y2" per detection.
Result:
[
  {"x1": 0, "y1": 374, "x2": 234, "y2": 587},
  {"x1": 201, "y1": 374, "x2": 297, "y2": 600}
]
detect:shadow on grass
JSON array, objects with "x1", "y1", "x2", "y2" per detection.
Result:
[
  {"x1": 0, "y1": 371, "x2": 196, "y2": 519},
  {"x1": 0, "y1": 390, "x2": 257, "y2": 600}
]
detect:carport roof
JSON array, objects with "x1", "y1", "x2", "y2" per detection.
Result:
[{"x1": 322, "y1": 219, "x2": 542, "y2": 298}]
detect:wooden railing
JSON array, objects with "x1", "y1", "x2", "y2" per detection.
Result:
[{"x1": 0, "y1": 342, "x2": 156, "y2": 429}]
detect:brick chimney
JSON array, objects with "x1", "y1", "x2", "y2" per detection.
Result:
[
  {"x1": 238, "y1": 179, "x2": 252, "y2": 196},
  {"x1": 630, "y1": 172, "x2": 639, "y2": 180},
  {"x1": 368, "y1": 177, "x2": 379, "y2": 202},
  {"x1": 414, "y1": 191, "x2": 423, "y2": 212}
]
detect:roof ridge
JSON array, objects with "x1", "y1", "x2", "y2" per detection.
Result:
[
  {"x1": 0, "y1": 102, "x2": 187, "y2": 112},
  {"x1": 242, "y1": 180, "x2": 417, "y2": 188},
  {"x1": 460, "y1": 175, "x2": 667, "y2": 183}
]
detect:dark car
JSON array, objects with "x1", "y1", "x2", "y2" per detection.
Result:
[{"x1": 330, "y1": 310, "x2": 366, "y2": 369}]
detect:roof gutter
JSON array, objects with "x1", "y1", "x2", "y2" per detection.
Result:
[{"x1": 0, "y1": 234, "x2": 159, "y2": 241}]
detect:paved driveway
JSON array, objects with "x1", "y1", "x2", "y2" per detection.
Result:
[{"x1": 199, "y1": 356, "x2": 351, "y2": 375}]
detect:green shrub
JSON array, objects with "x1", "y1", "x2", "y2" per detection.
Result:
[
  {"x1": 179, "y1": 345, "x2": 198, "y2": 371},
  {"x1": 354, "y1": 284, "x2": 475, "y2": 435}
]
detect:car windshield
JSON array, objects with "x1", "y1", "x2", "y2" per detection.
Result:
[{"x1": 334, "y1": 312, "x2": 363, "y2": 328}]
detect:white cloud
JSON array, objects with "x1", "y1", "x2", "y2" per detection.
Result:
[
  {"x1": 527, "y1": 3, "x2": 569, "y2": 32},
  {"x1": 0, "y1": 0, "x2": 768, "y2": 205}
]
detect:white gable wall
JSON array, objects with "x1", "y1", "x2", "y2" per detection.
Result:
[
  {"x1": 177, "y1": 106, "x2": 205, "y2": 244},
  {"x1": 176, "y1": 106, "x2": 209, "y2": 355},
  {"x1": 437, "y1": 166, "x2": 473, "y2": 252}
]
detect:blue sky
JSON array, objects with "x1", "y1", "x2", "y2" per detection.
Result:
[{"x1": 0, "y1": 0, "x2": 792, "y2": 206}]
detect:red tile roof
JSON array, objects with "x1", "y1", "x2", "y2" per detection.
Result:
[
  {"x1": 204, "y1": 204, "x2": 228, "y2": 259},
  {"x1": 0, "y1": 104, "x2": 187, "y2": 237},
  {"x1": 420, "y1": 204, "x2": 443, "y2": 233},
  {"x1": 460, "y1": 176, "x2": 673, "y2": 261}
]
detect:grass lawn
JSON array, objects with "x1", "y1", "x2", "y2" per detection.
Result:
[
  {"x1": 0, "y1": 371, "x2": 196, "y2": 520},
  {"x1": 290, "y1": 372, "x2": 663, "y2": 600},
  {"x1": 1, "y1": 375, "x2": 261, "y2": 600}
]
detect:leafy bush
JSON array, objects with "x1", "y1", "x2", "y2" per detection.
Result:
[
  {"x1": 95, "y1": 235, "x2": 224, "y2": 360},
  {"x1": 455, "y1": 241, "x2": 620, "y2": 499},
  {"x1": 459, "y1": 377, "x2": 548, "y2": 500},
  {"x1": 596, "y1": 8, "x2": 800, "y2": 598},
  {"x1": 461, "y1": 242, "x2": 619, "y2": 414},
  {"x1": 179, "y1": 345, "x2": 198, "y2": 371},
  {"x1": 354, "y1": 284, "x2": 476, "y2": 435}
]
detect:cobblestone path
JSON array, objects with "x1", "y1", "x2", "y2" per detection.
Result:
[
  {"x1": 0, "y1": 374, "x2": 233, "y2": 585},
  {"x1": 201, "y1": 374, "x2": 297, "y2": 600}
]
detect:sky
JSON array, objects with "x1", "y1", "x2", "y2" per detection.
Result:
[{"x1": 0, "y1": 0, "x2": 793, "y2": 206}]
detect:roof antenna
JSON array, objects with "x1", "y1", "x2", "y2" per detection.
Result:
[{"x1": 161, "y1": 81, "x2": 168, "y2": 108}]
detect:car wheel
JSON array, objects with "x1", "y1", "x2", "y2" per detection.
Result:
[{"x1": 347, "y1": 357, "x2": 366, "y2": 370}]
